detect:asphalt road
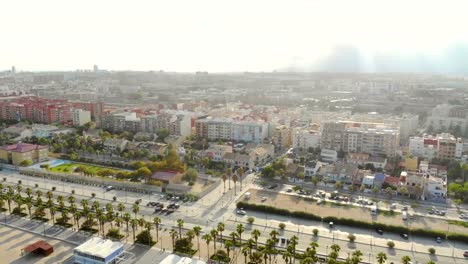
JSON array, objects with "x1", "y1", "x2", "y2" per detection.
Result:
[{"x1": 1, "y1": 169, "x2": 467, "y2": 263}]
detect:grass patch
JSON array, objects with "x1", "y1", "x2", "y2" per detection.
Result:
[
  {"x1": 448, "y1": 220, "x2": 468, "y2": 228},
  {"x1": 50, "y1": 162, "x2": 126, "y2": 175},
  {"x1": 379, "y1": 210, "x2": 398, "y2": 216}
]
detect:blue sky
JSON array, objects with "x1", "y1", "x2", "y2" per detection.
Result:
[{"x1": 1, "y1": 0, "x2": 467, "y2": 73}]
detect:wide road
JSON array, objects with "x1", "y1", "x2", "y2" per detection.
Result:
[{"x1": 1, "y1": 169, "x2": 467, "y2": 263}]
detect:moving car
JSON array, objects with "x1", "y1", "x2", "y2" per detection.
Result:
[
  {"x1": 236, "y1": 209, "x2": 246, "y2": 215},
  {"x1": 376, "y1": 229, "x2": 384, "y2": 235},
  {"x1": 400, "y1": 233, "x2": 408, "y2": 239},
  {"x1": 463, "y1": 251, "x2": 468, "y2": 258},
  {"x1": 105, "y1": 186, "x2": 114, "y2": 191},
  {"x1": 267, "y1": 184, "x2": 278, "y2": 189},
  {"x1": 436, "y1": 237, "x2": 442, "y2": 243},
  {"x1": 261, "y1": 197, "x2": 267, "y2": 202},
  {"x1": 329, "y1": 222, "x2": 334, "y2": 228}
]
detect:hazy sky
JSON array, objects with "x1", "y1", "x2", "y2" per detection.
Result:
[{"x1": 2, "y1": 0, "x2": 467, "y2": 72}]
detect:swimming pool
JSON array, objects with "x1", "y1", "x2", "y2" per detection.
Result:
[{"x1": 30, "y1": 159, "x2": 71, "y2": 169}]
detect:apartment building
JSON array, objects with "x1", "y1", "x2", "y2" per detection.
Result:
[
  {"x1": 321, "y1": 120, "x2": 399, "y2": 157},
  {"x1": 272, "y1": 125, "x2": 292, "y2": 150},
  {"x1": 0, "y1": 143, "x2": 48, "y2": 165},
  {"x1": 72, "y1": 109, "x2": 91, "y2": 126},
  {"x1": 409, "y1": 133, "x2": 463, "y2": 160},
  {"x1": 206, "y1": 118, "x2": 232, "y2": 141},
  {"x1": 231, "y1": 121, "x2": 268, "y2": 144},
  {"x1": 292, "y1": 128, "x2": 321, "y2": 150},
  {"x1": 0, "y1": 96, "x2": 102, "y2": 125}
]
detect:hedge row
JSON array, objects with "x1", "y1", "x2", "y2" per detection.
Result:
[{"x1": 236, "y1": 201, "x2": 468, "y2": 243}]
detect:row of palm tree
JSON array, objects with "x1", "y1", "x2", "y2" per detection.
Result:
[{"x1": 0, "y1": 183, "x2": 433, "y2": 264}]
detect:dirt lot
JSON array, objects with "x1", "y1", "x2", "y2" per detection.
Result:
[
  {"x1": 0, "y1": 225, "x2": 74, "y2": 264},
  {"x1": 245, "y1": 188, "x2": 467, "y2": 233}
]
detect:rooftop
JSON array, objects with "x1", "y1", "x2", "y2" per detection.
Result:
[
  {"x1": 0, "y1": 143, "x2": 47, "y2": 153},
  {"x1": 74, "y1": 237, "x2": 123, "y2": 259}
]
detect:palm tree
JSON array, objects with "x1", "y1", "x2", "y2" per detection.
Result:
[
  {"x1": 202, "y1": 234, "x2": 212, "y2": 259},
  {"x1": 92, "y1": 200, "x2": 100, "y2": 211},
  {"x1": 246, "y1": 238, "x2": 255, "y2": 256},
  {"x1": 50, "y1": 206, "x2": 57, "y2": 224},
  {"x1": 290, "y1": 235, "x2": 299, "y2": 258},
  {"x1": 226, "y1": 168, "x2": 232, "y2": 190},
  {"x1": 117, "y1": 203, "x2": 125, "y2": 217},
  {"x1": 236, "y1": 223, "x2": 245, "y2": 242},
  {"x1": 25, "y1": 187, "x2": 32, "y2": 198},
  {"x1": 186, "y1": 230, "x2": 195, "y2": 241},
  {"x1": 153, "y1": 217, "x2": 161, "y2": 242},
  {"x1": 80, "y1": 199, "x2": 88, "y2": 209},
  {"x1": 217, "y1": 222, "x2": 225, "y2": 241},
  {"x1": 177, "y1": 219, "x2": 184, "y2": 238},
  {"x1": 222, "y1": 175, "x2": 227, "y2": 193},
  {"x1": 210, "y1": 229, "x2": 218, "y2": 251},
  {"x1": 376, "y1": 252, "x2": 387, "y2": 264},
  {"x1": 170, "y1": 229, "x2": 178, "y2": 249},
  {"x1": 193, "y1": 226, "x2": 202, "y2": 258},
  {"x1": 350, "y1": 250, "x2": 363, "y2": 264},
  {"x1": 123, "y1": 212, "x2": 131, "y2": 234},
  {"x1": 25, "y1": 197, "x2": 33, "y2": 218},
  {"x1": 224, "y1": 240, "x2": 233, "y2": 260},
  {"x1": 115, "y1": 217, "x2": 123, "y2": 231},
  {"x1": 5, "y1": 191, "x2": 13, "y2": 212},
  {"x1": 132, "y1": 203, "x2": 140, "y2": 219},
  {"x1": 330, "y1": 244, "x2": 340, "y2": 253},
  {"x1": 230, "y1": 231, "x2": 238, "y2": 245},
  {"x1": 232, "y1": 174, "x2": 238, "y2": 195},
  {"x1": 282, "y1": 250, "x2": 292, "y2": 264},
  {"x1": 130, "y1": 218, "x2": 138, "y2": 241},
  {"x1": 35, "y1": 190, "x2": 43, "y2": 199},
  {"x1": 74, "y1": 211, "x2": 82, "y2": 229},
  {"x1": 242, "y1": 246, "x2": 249, "y2": 264},
  {"x1": 401, "y1": 256, "x2": 411, "y2": 264},
  {"x1": 237, "y1": 167, "x2": 244, "y2": 191},
  {"x1": 46, "y1": 191, "x2": 53, "y2": 201},
  {"x1": 251, "y1": 229, "x2": 261, "y2": 249}
]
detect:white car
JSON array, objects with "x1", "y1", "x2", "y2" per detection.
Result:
[
  {"x1": 236, "y1": 209, "x2": 246, "y2": 215},
  {"x1": 261, "y1": 197, "x2": 267, "y2": 202}
]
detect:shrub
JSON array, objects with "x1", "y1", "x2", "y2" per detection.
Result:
[
  {"x1": 247, "y1": 216, "x2": 255, "y2": 224},
  {"x1": 35, "y1": 183, "x2": 39, "y2": 188},
  {"x1": 210, "y1": 249, "x2": 230, "y2": 263},
  {"x1": 348, "y1": 234, "x2": 356, "y2": 242},
  {"x1": 387, "y1": 241, "x2": 395, "y2": 248},
  {"x1": 52, "y1": 187, "x2": 56, "y2": 191},
  {"x1": 428, "y1": 247, "x2": 436, "y2": 254},
  {"x1": 174, "y1": 237, "x2": 196, "y2": 256},
  {"x1": 313, "y1": 229, "x2": 319, "y2": 236},
  {"x1": 106, "y1": 228, "x2": 124, "y2": 240},
  {"x1": 279, "y1": 223, "x2": 286, "y2": 230},
  {"x1": 135, "y1": 230, "x2": 155, "y2": 246},
  {"x1": 18, "y1": 180, "x2": 22, "y2": 185}
]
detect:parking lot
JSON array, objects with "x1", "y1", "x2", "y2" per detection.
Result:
[{"x1": 244, "y1": 188, "x2": 467, "y2": 233}]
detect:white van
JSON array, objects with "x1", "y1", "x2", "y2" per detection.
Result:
[
  {"x1": 371, "y1": 206, "x2": 378, "y2": 215},
  {"x1": 244, "y1": 192, "x2": 251, "y2": 200}
]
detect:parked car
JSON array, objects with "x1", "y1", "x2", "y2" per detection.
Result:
[
  {"x1": 261, "y1": 197, "x2": 267, "y2": 202},
  {"x1": 286, "y1": 188, "x2": 293, "y2": 193},
  {"x1": 105, "y1": 186, "x2": 114, "y2": 191},
  {"x1": 267, "y1": 184, "x2": 278, "y2": 189},
  {"x1": 329, "y1": 222, "x2": 334, "y2": 228},
  {"x1": 463, "y1": 251, "x2": 468, "y2": 258}
]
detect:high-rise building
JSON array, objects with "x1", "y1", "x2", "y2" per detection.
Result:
[{"x1": 72, "y1": 109, "x2": 91, "y2": 126}]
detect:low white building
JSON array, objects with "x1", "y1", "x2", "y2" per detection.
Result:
[
  {"x1": 292, "y1": 128, "x2": 321, "y2": 150},
  {"x1": 320, "y1": 149, "x2": 338, "y2": 163},
  {"x1": 425, "y1": 176, "x2": 446, "y2": 199},
  {"x1": 205, "y1": 145, "x2": 232, "y2": 162},
  {"x1": 74, "y1": 237, "x2": 124, "y2": 264},
  {"x1": 103, "y1": 138, "x2": 128, "y2": 152},
  {"x1": 304, "y1": 160, "x2": 323, "y2": 178}
]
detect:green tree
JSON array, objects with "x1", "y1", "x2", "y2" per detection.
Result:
[{"x1": 376, "y1": 252, "x2": 387, "y2": 264}]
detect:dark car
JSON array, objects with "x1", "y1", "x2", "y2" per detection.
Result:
[
  {"x1": 400, "y1": 233, "x2": 408, "y2": 239},
  {"x1": 268, "y1": 184, "x2": 278, "y2": 189},
  {"x1": 376, "y1": 229, "x2": 384, "y2": 235},
  {"x1": 463, "y1": 251, "x2": 468, "y2": 258},
  {"x1": 154, "y1": 207, "x2": 162, "y2": 213}
]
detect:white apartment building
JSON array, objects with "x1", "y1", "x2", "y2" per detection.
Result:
[
  {"x1": 206, "y1": 118, "x2": 232, "y2": 141},
  {"x1": 72, "y1": 109, "x2": 91, "y2": 126},
  {"x1": 231, "y1": 121, "x2": 268, "y2": 143},
  {"x1": 409, "y1": 133, "x2": 463, "y2": 160},
  {"x1": 425, "y1": 176, "x2": 446, "y2": 198},
  {"x1": 320, "y1": 149, "x2": 338, "y2": 163},
  {"x1": 292, "y1": 128, "x2": 321, "y2": 150}
]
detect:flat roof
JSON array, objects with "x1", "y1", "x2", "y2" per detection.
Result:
[
  {"x1": 74, "y1": 237, "x2": 123, "y2": 259},
  {"x1": 160, "y1": 254, "x2": 206, "y2": 264}
]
